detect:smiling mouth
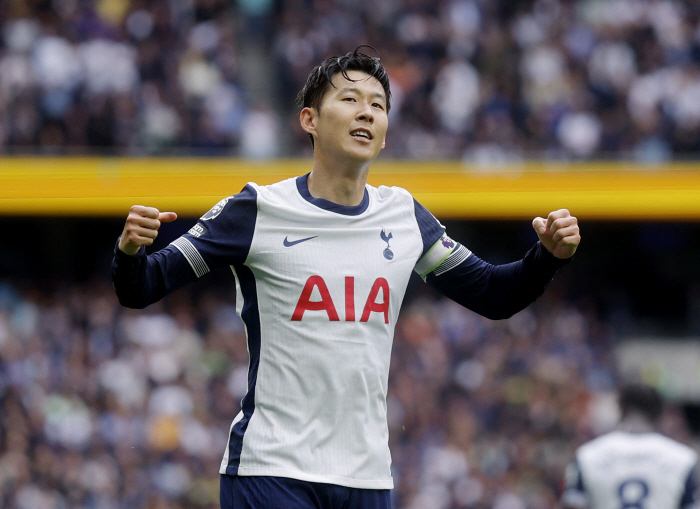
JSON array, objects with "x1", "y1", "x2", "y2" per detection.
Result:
[{"x1": 350, "y1": 129, "x2": 373, "y2": 140}]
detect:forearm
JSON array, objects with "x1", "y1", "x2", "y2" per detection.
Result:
[
  {"x1": 111, "y1": 240, "x2": 196, "y2": 309},
  {"x1": 426, "y1": 242, "x2": 570, "y2": 319}
]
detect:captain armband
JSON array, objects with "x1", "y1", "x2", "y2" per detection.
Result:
[{"x1": 415, "y1": 233, "x2": 471, "y2": 279}]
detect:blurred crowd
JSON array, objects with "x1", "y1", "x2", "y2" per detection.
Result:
[
  {"x1": 1, "y1": 0, "x2": 700, "y2": 160},
  {"x1": 0, "y1": 273, "x2": 695, "y2": 509}
]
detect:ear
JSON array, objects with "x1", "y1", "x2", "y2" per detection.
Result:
[
  {"x1": 381, "y1": 135, "x2": 386, "y2": 150},
  {"x1": 299, "y1": 107, "x2": 318, "y2": 137}
]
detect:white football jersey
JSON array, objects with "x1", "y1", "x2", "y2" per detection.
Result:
[
  {"x1": 170, "y1": 175, "x2": 468, "y2": 489},
  {"x1": 563, "y1": 430, "x2": 699, "y2": 509}
]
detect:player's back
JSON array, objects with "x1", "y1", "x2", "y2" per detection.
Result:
[{"x1": 574, "y1": 430, "x2": 697, "y2": 509}]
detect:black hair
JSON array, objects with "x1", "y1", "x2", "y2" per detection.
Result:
[
  {"x1": 618, "y1": 383, "x2": 663, "y2": 423},
  {"x1": 296, "y1": 45, "x2": 391, "y2": 148}
]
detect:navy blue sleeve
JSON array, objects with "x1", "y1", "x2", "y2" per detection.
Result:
[
  {"x1": 414, "y1": 199, "x2": 445, "y2": 257},
  {"x1": 426, "y1": 241, "x2": 570, "y2": 320},
  {"x1": 111, "y1": 242, "x2": 197, "y2": 309},
  {"x1": 560, "y1": 460, "x2": 588, "y2": 508},
  {"x1": 112, "y1": 184, "x2": 258, "y2": 309},
  {"x1": 680, "y1": 464, "x2": 699, "y2": 509}
]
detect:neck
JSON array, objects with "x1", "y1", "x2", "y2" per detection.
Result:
[
  {"x1": 307, "y1": 155, "x2": 371, "y2": 206},
  {"x1": 618, "y1": 414, "x2": 655, "y2": 433}
]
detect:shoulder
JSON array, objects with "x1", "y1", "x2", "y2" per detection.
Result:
[
  {"x1": 203, "y1": 177, "x2": 299, "y2": 219},
  {"x1": 199, "y1": 184, "x2": 258, "y2": 221},
  {"x1": 189, "y1": 184, "x2": 260, "y2": 239},
  {"x1": 369, "y1": 184, "x2": 438, "y2": 224},
  {"x1": 576, "y1": 431, "x2": 624, "y2": 458},
  {"x1": 647, "y1": 433, "x2": 698, "y2": 462},
  {"x1": 370, "y1": 184, "x2": 414, "y2": 204},
  {"x1": 249, "y1": 176, "x2": 312, "y2": 211},
  {"x1": 255, "y1": 176, "x2": 298, "y2": 193},
  {"x1": 579, "y1": 431, "x2": 697, "y2": 463}
]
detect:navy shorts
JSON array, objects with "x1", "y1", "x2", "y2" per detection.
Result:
[{"x1": 220, "y1": 474, "x2": 391, "y2": 509}]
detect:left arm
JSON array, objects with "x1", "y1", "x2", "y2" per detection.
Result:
[
  {"x1": 680, "y1": 464, "x2": 699, "y2": 509},
  {"x1": 560, "y1": 460, "x2": 589, "y2": 509},
  {"x1": 417, "y1": 209, "x2": 580, "y2": 319},
  {"x1": 426, "y1": 241, "x2": 569, "y2": 319},
  {"x1": 531, "y1": 209, "x2": 580, "y2": 261}
]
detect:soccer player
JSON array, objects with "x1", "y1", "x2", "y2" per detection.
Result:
[
  {"x1": 561, "y1": 383, "x2": 699, "y2": 509},
  {"x1": 112, "y1": 47, "x2": 580, "y2": 509}
]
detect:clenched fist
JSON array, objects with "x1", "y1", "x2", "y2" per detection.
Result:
[
  {"x1": 118, "y1": 205, "x2": 177, "y2": 256},
  {"x1": 532, "y1": 209, "x2": 580, "y2": 260}
]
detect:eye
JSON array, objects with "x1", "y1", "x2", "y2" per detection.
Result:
[
  {"x1": 343, "y1": 97, "x2": 356, "y2": 102},
  {"x1": 373, "y1": 102, "x2": 385, "y2": 110}
]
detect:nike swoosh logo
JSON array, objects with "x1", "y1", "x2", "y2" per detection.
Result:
[{"x1": 283, "y1": 236, "x2": 318, "y2": 247}]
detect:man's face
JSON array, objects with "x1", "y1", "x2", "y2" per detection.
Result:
[{"x1": 303, "y1": 70, "x2": 388, "y2": 164}]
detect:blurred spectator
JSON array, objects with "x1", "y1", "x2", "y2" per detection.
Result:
[
  {"x1": 1, "y1": 271, "x2": 693, "y2": 508},
  {"x1": 2, "y1": 0, "x2": 700, "y2": 159}
]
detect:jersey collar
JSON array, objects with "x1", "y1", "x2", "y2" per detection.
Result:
[{"x1": 296, "y1": 173, "x2": 369, "y2": 216}]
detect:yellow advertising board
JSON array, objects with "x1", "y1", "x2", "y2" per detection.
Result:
[{"x1": 1, "y1": 157, "x2": 699, "y2": 219}]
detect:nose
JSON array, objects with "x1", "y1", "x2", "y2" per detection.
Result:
[{"x1": 356, "y1": 102, "x2": 374, "y2": 124}]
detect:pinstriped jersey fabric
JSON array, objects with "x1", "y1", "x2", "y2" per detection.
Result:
[{"x1": 171, "y1": 175, "x2": 466, "y2": 489}]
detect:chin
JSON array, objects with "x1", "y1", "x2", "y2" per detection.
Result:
[
  {"x1": 346, "y1": 146, "x2": 382, "y2": 162},
  {"x1": 349, "y1": 153, "x2": 379, "y2": 165}
]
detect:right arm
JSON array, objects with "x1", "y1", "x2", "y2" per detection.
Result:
[
  {"x1": 111, "y1": 205, "x2": 197, "y2": 308},
  {"x1": 560, "y1": 461, "x2": 589, "y2": 509},
  {"x1": 111, "y1": 238, "x2": 199, "y2": 309},
  {"x1": 680, "y1": 464, "x2": 699, "y2": 509},
  {"x1": 112, "y1": 186, "x2": 258, "y2": 309}
]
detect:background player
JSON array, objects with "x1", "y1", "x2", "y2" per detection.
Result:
[
  {"x1": 561, "y1": 383, "x2": 699, "y2": 509},
  {"x1": 113, "y1": 47, "x2": 580, "y2": 509}
]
